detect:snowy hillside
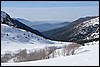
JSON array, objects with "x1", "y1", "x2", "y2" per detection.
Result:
[
  {"x1": 75, "y1": 17, "x2": 99, "y2": 40},
  {"x1": 1, "y1": 41, "x2": 99, "y2": 66},
  {"x1": 1, "y1": 23, "x2": 63, "y2": 53},
  {"x1": 43, "y1": 16, "x2": 99, "y2": 42},
  {"x1": 1, "y1": 23, "x2": 73, "y2": 64},
  {"x1": 1, "y1": 23, "x2": 74, "y2": 55},
  {"x1": 1, "y1": 11, "x2": 8, "y2": 22}
]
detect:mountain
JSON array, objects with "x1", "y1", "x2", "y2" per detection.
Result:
[
  {"x1": 15, "y1": 18, "x2": 35, "y2": 27},
  {"x1": 1, "y1": 11, "x2": 46, "y2": 38},
  {"x1": 42, "y1": 16, "x2": 99, "y2": 43},
  {"x1": 15, "y1": 18, "x2": 69, "y2": 32},
  {"x1": 32, "y1": 22, "x2": 69, "y2": 32},
  {"x1": 15, "y1": 18, "x2": 45, "y2": 28},
  {"x1": 1, "y1": 11, "x2": 13, "y2": 26}
]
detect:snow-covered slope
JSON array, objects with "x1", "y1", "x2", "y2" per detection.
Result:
[
  {"x1": 1, "y1": 11, "x2": 8, "y2": 22},
  {"x1": 1, "y1": 11, "x2": 14, "y2": 26},
  {"x1": 75, "y1": 17, "x2": 99, "y2": 40},
  {"x1": 1, "y1": 41, "x2": 99, "y2": 66},
  {"x1": 1, "y1": 23, "x2": 71, "y2": 54},
  {"x1": 43, "y1": 16, "x2": 99, "y2": 42},
  {"x1": 1, "y1": 24, "x2": 50, "y2": 53}
]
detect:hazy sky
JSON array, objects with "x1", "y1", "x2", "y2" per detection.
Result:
[{"x1": 1, "y1": 1, "x2": 99, "y2": 22}]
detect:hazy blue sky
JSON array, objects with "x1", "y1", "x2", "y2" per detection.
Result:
[{"x1": 1, "y1": 1, "x2": 99, "y2": 22}]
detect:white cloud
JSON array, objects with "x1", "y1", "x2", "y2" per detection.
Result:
[{"x1": 1, "y1": 6, "x2": 99, "y2": 22}]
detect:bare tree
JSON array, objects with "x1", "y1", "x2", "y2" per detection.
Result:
[
  {"x1": 15, "y1": 49, "x2": 27, "y2": 62},
  {"x1": 1, "y1": 53, "x2": 12, "y2": 63},
  {"x1": 62, "y1": 45, "x2": 67, "y2": 56},
  {"x1": 62, "y1": 43, "x2": 81, "y2": 56},
  {"x1": 57, "y1": 50, "x2": 60, "y2": 57},
  {"x1": 27, "y1": 49, "x2": 46, "y2": 61},
  {"x1": 44, "y1": 46, "x2": 57, "y2": 59}
]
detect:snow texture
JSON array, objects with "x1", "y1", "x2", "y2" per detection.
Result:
[
  {"x1": 1, "y1": 43, "x2": 99, "y2": 66},
  {"x1": 1, "y1": 23, "x2": 71, "y2": 54}
]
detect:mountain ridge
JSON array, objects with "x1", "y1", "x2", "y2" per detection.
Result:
[
  {"x1": 42, "y1": 16, "x2": 99, "y2": 43},
  {"x1": 1, "y1": 11, "x2": 46, "y2": 38}
]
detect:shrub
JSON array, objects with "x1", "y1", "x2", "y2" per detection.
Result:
[
  {"x1": 62, "y1": 43, "x2": 81, "y2": 56},
  {"x1": 44, "y1": 46, "x2": 57, "y2": 59},
  {"x1": 27, "y1": 49, "x2": 46, "y2": 61},
  {"x1": 1, "y1": 53, "x2": 12, "y2": 63},
  {"x1": 14, "y1": 49, "x2": 27, "y2": 62}
]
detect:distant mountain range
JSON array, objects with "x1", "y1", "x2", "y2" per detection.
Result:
[
  {"x1": 31, "y1": 22, "x2": 69, "y2": 32},
  {"x1": 16, "y1": 18, "x2": 70, "y2": 32},
  {"x1": 42, "y1": 16, "x2": 99, "y2": 43}
]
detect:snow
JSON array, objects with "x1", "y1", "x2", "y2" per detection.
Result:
[
  {"x1": 1, "y1": 23, "x2": 71, "y2": 54},
  {"x1": 82, "y1": 17, "x2": 99, "y2": 27},
  {"x1": 1, "y1": 44, "x2": 99, "y2": 66},
  {"x1": 84, "y1": 41, "x2": 99, "y2": 46},
  {"x1": 1, "y1": 11, "x2": 7, "y2": 22},
  {"x1": 1, "y1": 11, "x2": 7, "y2": 18},
  {"x1": 90, "y1": 32, "x2": 99, "y2": 38},
  {"x1": 75, "y1": 17, "x2": 99, "y2": 40},
  {"x1": 76, "y1": 17, "x2": 99, "y2": 30}
]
